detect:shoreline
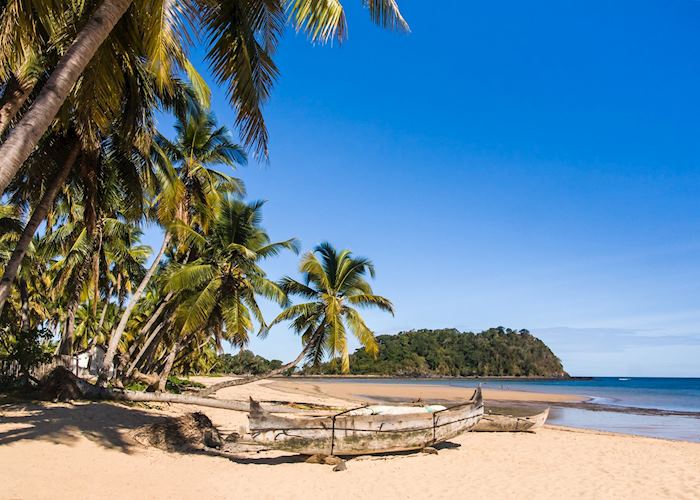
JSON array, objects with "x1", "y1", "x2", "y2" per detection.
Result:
[
  {"x1": 272, "y1": 377, "x2": 700, "y2": 417},
  {"x1": 284, "y1": 374, "x2": 586, "y2": 381},
  {"x1": 266, "y1": 379, "x2": 585, "y2": 404},
  {"x1": 2, "y1": 378, "x2": 699, "y2": 499},
  {"x1": 267, "y1": 378, "x2": 700, "y2": 443}
]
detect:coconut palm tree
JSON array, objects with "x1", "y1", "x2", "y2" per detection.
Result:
[
  {"x1": 153, "y1": 198, "x2": 297, "y2": 389},
  {"x1": 99, "y1": 108, "x2": 246, "y2": 381},
  {"x1": 197, "y1": 241, "x2": 393, "y2": 396},
  {"x1": 0, "y1": 0, "x2": 409, "y2": 194},
  {"x1": 166, "y1": 198, "x2": 297, "y2": 344},
  {"x1": 275, "y1": 242, "x2": 393, "y2": 371}
]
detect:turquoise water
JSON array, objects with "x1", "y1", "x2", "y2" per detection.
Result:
[{"x1": 313, "y1": 377, "x2": 700, "y2": 442}]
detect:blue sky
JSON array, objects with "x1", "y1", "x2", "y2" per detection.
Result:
[{"x1": 150, "y1": 0, "x2": 700, "y2": 377}]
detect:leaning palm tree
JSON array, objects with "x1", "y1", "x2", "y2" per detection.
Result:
[
  {"x1": 274, "y1": 242, "x2": 394, "y2": 371},
  {"x1": 0, "y1": 0, "x2": 409, "y2": 194},
  {"x1": 198, "y1": 241, "x2": 393, "y2": 396},
  {"x1": 99, "y1": 108, "x2": 246, "y2": 382}
]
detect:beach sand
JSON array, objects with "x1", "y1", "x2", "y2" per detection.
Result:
[
  {"x1": 1, "y1": 377, "x2": 699, "y2": 499},
  {"x1": 268, "y1": 378, "x2": 585, "y2": 404}
]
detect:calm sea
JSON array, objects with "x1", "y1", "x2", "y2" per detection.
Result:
[{"x1": 315, "y1": 377, "x2": 700, "y2": 442}]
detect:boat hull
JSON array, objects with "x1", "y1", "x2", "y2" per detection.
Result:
[
  {"x1": 248, "y1": 388, "x2": 484, "y2": 455},
  {"x1": 473, "y1": 408, "x2": 549, "y2": 432}
]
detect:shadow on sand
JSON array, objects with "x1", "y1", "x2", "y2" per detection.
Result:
[
  {"x1": 1, "y1": 395, "x2": 463, "y2": 465},
  {"x1": 0, "y1": 396, "x2": 168, "y2": 453}
]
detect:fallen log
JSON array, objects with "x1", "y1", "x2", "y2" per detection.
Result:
[{"x1": 42, "y1": 366, "x2": 302, "y2": 413}]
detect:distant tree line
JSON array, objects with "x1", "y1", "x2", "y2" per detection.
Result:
[
  {"x1": 300, "y1": 327, "x2": 567, "y2": 377},
  {"x1": 211, "y1": 327, "x2": 567, "y2": 378},
  {"x1": 213, "y1": 350, "x2": 284, "y2": 376}
]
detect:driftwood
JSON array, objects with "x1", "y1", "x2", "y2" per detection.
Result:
[
  {"x1": 196, "y1": 341, "x2": 313, "y2": 397},
  {"x1": 40, "y1": 366, "x2": 304, "y2": 413}
]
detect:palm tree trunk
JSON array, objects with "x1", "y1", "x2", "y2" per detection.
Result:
[
  {"x1": 133, "y1": 292, "x2": 173, "y2": 350},
  {"x1": 125, "y1": 322, "x2": 165, "y2": 378},
  {"x1": 18, "y1": 278, "x2": 30, "y2": 334},
  {"x1": 124, "y1": 292, "x2": 172, "y2": 372},
  {"x1": 58, "y1": 249, "x2": 94, "y2": 357},
  {"x1": 0, "y1": 76, "x2": 35, "y2": 136},
  {"x1": 91, "y1": 218, "x2": 104, "y2": 315},
  {"x1": 156, "y1": 341, "x2": 179, "y2": 392},
  {"x1": 197, "y1": 338, "x2": 316, "y2": 397},
  {"x1": 51, "y1": 366, "x2": 305, "y2": 413},
  {"x1": 99, "y1": 232, "x2": 171, "y2": 384},
  {"x1": 0, "y1": 0, "x2": 134, "y2": 194},
  {"x1": 96, "y1": 283, "x2": 113, "y2": 331},
  {"x1": 59, "y1": 300, "x2": 79, "y2": 357},
  {"x1": 0, "y1": 142, "x2": 79, "y2": 317}
]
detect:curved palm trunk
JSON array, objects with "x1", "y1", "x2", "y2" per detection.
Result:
[
  {"x1": 125, "y1": 322, "x2": 165, "y2": 378},
  {"x1": 124, "y1": 293, "x2": 173, "y2": 376},
  {"x1": 197, "y1": 339, "x2": 315, "y2": 397},
  {"x1": 155, "y1": 341, "x2": 179, "y2": 392},
  {"x1": 99, "y1": 232, "x2": 171, "y2": 384},
  {"x1": 0, "y1": 76, "x2": 35, "y2": 136},
  {"x1": 51, "y1": 366, "x2": 303, "y2": 413},
  {"x1": 0, "y1": 142, "x2": 79, "y2": 317},
  {"x1": 0, "y1": 0, "x2": 133, "y2": 194},
  {"x1": 96, "y1": 283, "x2": 113, "y2": 331}
]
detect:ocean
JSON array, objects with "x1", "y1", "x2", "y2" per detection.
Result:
[{"x1": 315, "y1": 377, "x2": 700, "y2": 442}]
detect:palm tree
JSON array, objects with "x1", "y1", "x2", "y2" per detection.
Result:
[
  {"x1": 166, "y1": 198, "x2": 297, "y2": 343},
  {"x1": 99, "y1": 108, "x2": 246, "y2": 381},
  {"x1": 0, "y1": 134, "x2": 80, "y2": 317},
  {"x1": 272, "y1": 242, "x2": 394, "y2": 372},
  {"x1": 157, "y1": 198, "x2": 297, "y2": 389},
  {"x1": 198, "y1": 241, "x2": 393, "y2": 396},
  {"x1": 0, "y1": 0, "x2": 409, "y2": 194}
]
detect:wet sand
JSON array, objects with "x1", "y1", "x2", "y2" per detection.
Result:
[{"x1": 268, "y1": 378, "x2": 585, "y2": 404}]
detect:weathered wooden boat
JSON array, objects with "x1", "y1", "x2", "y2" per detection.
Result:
[
  {"x1": 248, "y1": 387, "x2": 483, "y2": 455},
  {"x1": 473, "y1": 407, "x2": 549, "y2": 432}
]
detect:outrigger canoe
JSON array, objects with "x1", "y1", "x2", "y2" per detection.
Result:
[
  {"x1": 473, "y1": 407, "x2": 549, "y2": 432},
  {"x1": 248, "y1": 387, "x2": 483, "y2": 455}
]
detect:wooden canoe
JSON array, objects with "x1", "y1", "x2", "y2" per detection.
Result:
[
  {"x1": 473, "y1": 407, "x2": 549, "y2": 432},
  {"x1": 248, "y1": 387, "x2": 483, "y2": 455}
]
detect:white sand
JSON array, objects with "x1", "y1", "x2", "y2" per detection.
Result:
[{"x1": 1, "y1": 378, "x2": 699, "y2": 499}]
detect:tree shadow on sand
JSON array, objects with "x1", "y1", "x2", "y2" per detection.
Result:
[
  {"x1": 0, "y1": 397, "x2": 168, "y2": 453},
  {"x1": 1, "y1": 396, "x2": 463, "y2": 465}
]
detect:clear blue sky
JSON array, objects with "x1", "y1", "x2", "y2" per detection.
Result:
[{"x1": 149, "y1": 0, "x2": 700, "y2": 377}]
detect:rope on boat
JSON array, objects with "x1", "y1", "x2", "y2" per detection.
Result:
[{"x1": 330, "y1": 403, "x2": 370, "y2": 455}]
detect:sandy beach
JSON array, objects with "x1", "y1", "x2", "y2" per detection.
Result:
[
  {"x1": 1, "y1": 377, "x2": 699, "y2": 500},
  {"x1": 268, "y1": 378, "x2": 585, "y2": 404}
]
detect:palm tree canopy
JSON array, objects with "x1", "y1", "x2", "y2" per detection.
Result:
[
  {"x1": 152, "y1": 107, "x2": 246, "y2": 231},
  {"x1": 0, "y1": 0, "x2": 409, "y2": 159},
  {"x1": 272, "y1": 241, "x2": 393, "y2": 372},
  {"x1": 166, "y1": 197, "x2": 298, "y2": 348}
]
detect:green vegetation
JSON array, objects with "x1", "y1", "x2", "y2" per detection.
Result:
[
  {"x1": 213, "y1": 350, "x2": 284, "y2": 376},
  {"x1": 304, "y1": 328, "x2": 567, "y2": 377},
  {"x1": 0, "y1": 1, "x2": 406, "y2": 391},
  {"x1": 272, "y1": 243, "x2": 395, "y2": 372}
]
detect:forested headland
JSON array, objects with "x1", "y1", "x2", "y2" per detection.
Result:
[{"x1": 216, "y1": 327, "x2": 567, "y2": 378}]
